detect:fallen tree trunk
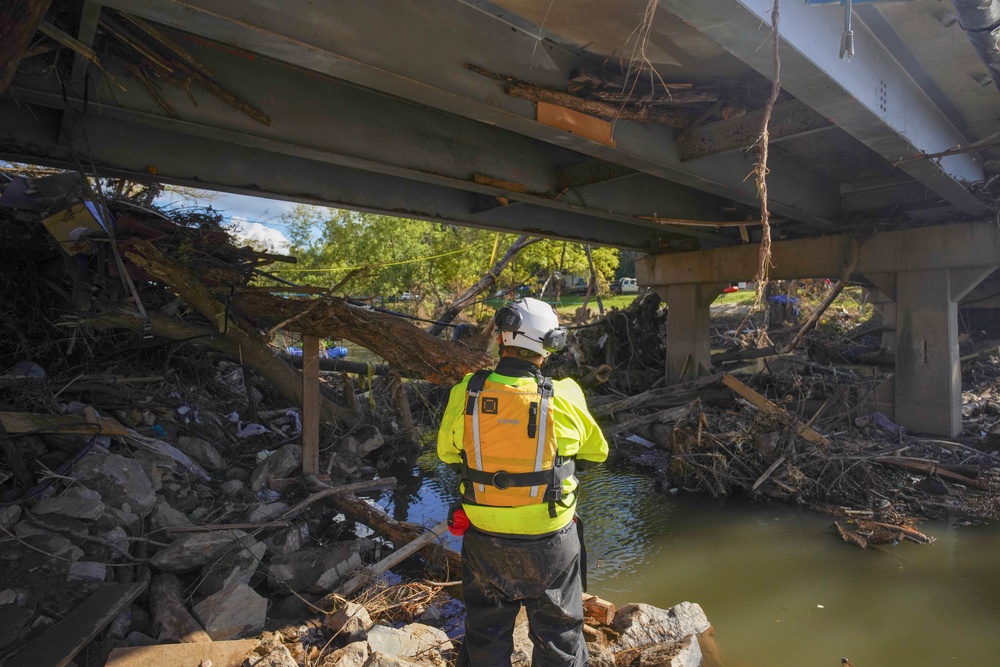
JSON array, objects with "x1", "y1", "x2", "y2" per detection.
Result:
[
  {"x1": 233, "y1": 292, "x2": 491, "y2": 385},
  {"x1": 0, "y1": 0, "x2": 54, "y2": 97},
  {"x1": 81, "y1": 308, "x2": 352, "y2": 423},
  {"x1": 589, "y1": 373, "x2": 724, "y2": 419},
  {"x1": 328, "y1": 492, "x2": 462, "y2": 582},
  {"x1": 428, "y1": 234, "x2": 540, "y2": 337}
]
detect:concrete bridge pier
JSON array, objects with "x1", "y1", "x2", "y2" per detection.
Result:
[
  {"x1": 639, "y1": 221, "x2": 1000, "y2": 437},
  {"x1": 655, "y1": 283, "x2": 726, "y2": 383},
  {"x1": 870, "y1": 268, "x2": 995, "y2": 436}
]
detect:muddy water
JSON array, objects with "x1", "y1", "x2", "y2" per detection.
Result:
[{"x1": 377, "y1": 452, "x2": 1000, "y2": 667}]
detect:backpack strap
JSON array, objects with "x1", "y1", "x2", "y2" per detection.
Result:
[{"x1": 464, "y1": 369, "x2": 491, "y2": 415}]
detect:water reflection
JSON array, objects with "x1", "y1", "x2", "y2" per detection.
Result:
[{"x1": 377, "y1": 453, "x2": 1000, "y2": 666}]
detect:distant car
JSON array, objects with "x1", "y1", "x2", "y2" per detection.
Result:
[
  {"x1": 619, "y1": 278, "x2": 639, "y2": 294},
  {"x1": 401, "y1": 292, "x2": 420, "y2": 301}
]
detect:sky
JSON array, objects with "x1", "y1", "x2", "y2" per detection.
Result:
[{"x1": 158, "y1": 188, "x2": 300, "y2": 253}]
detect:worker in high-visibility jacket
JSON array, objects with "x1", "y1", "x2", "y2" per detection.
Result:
[{"x1": 437, "y1": 297, "x2": 609, "y2": 667}]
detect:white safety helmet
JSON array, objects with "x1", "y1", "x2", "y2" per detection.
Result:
[{"x1": 494, "y1": 297, "x2": 567, "y2": 358}]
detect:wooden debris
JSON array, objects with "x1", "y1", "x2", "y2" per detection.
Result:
[
  {"x1": 721, "y1": 374, "x2": 830, "y2": 449},
  {"x1": 106, "y1": 639, "x2": 259, "y2": 667},
  {"x1": 582, "y1": 594, "x2": 616, "y2": 626},
  {"x1": 0, "y1": 410, "x2": 131, "y2": 436},
  {"x1": 4, "y1": 582, "x2": 147, "y2": 667}
]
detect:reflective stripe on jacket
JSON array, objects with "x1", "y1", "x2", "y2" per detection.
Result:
[{"x1": 438, "y1": 367, "x2": 608, "y2": 536}]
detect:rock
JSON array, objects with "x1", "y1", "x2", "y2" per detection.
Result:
[
  {"x1": 330, "y1": 452, "x2": 363, "y2": 478},
  {"x1": 227, "y1": 467, "x2": 251, "y2": 483},
  {"x1": 126, "y1": 630, "x2": 158, "y2": 646},
  {"x1": 511, "y1": 619, "x2": 533, "y2": 667},
  {"x1": 198, "y1": 537, "x2": 266, "y2": 596},
  {"x1": 150, "y1": 530, "x2": 252, "y2": 574},
  {"x1": 417, "y1": 605, "x2": 445, "y2": 627},
  {"x1": 175, "y1": 436, "x2": 226, "y2": 470},
  {"x1": 16, "y1": 525, "x2": 83, "y2": 561},
  {"x1": 271, "y1": 593, "x2": 320, "y2": 619},
  {"x1": 246, "y1": 502, "x2": 290, "y2": 524},
  {"x1": 588, "y1": 642, "x2": 616, "y2": 667},
  {"x1": 367, "y1": 623, "x2": 453, "y2": 660},
  {"x1": 149, "y1": 497, "x2": 191, "y2": 534},
  {"x1": 221, "y1": 479, "x2": 245, "y2": 496},
  {"x1": 362, "y1": 652, "x2": 425, "y2": 667},
  {"x1": 247, "y1": 645, "x2": 298, "y2": 667},
  {"x1": 638, "y1": 636, "x2": 702, "y2": 667},
  {"x1": 267, "y1": 543, "x2": 361, "y2": 592},
  {"x1": 68, "y1": 561, "x2": 107, "y2": 582},
  {"x1": 250, "y1": 445, "x2": 301, "y2": 491},
  {"x1": 102, "y1": 506, "x2": 141, "y2": 532},
  {"x1": 612, "y1": 602, "x2": 711, "y2": 653},
  {"x1": 98, "y1": 526, "x2": 131, "y2": 560},
  {"x1": 193, "y1": 583, "x2": 267, "y2": 640},
  {"x1": 32, "y1": 496, "x2": 105, "y2": 521},
  {"x1": 61, "y1": 487, "x2": 102, "y2": 501},
  {"x1": 0, "y1": 505, "x2": 21, "y2": 531},
  {"x1": 324, "y1": 601, "x2": 372, "y2": 642},
  {"x1": 0, "y1": 605, "x2": 33, "y2": 650},
  {"x1": 0, "y1": 590, "x2": 17, "y2": 605},
  {"x1": 325, "y1": 641, "x2": 369, "y2": 667},
  {"x1": 72, "y1": 452, "x2": 157, "y2": 516},
  {"x1": 342, "y1": 425, "x2": 384, "y2": 457},
  {"x1": 263, "y1": 523, "x2": 308, "y2": 557}
]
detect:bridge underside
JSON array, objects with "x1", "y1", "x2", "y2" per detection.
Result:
[{"x1": 2, "y1": 0, "x2": 1000, "y2": 434}]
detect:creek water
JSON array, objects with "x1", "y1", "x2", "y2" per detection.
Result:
[{"x1": 375, "y1": 451, "x2": 1000, "y2": 667}]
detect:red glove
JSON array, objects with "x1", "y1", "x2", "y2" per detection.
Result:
[{"x1": 448, "y1": 506, "x2": 470, "y2": 536}]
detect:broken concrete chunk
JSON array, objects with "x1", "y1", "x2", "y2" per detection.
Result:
[
  {"x1": 61, "y1": 486, "x2": 103, "y2": 501},
  {"x1": 342, "y1": 425, "x2": 384, "y2": 457},
  {"x1": 246, "y1": 502, "x2": 289, "y2": 524},
  {"x1": 587, "y1": 642, "x2": 616, "y2": 667},
  {"x1": 16, "y1": 525, "x2": 84, "y2": 562},
  {"x1": 266, "y1": 543, "x2": 361, "y2": 592},
  {"x1": 148, "y1": 497, "x2": 191, "y2": 534},
  {"x1": 638, "y1": 635, "x2": 703, "y2": 667},
  {"x1": 32, "y1": 496, "x2": 106, "y2": 521},
  {"x1": 198, "y1": 537, "x2": 266, "y2": 597},
  {"x1": 72, "y1": 452, "x2": 157, "y2": 517},
  {"x1": 0, "y1": 505, "x2": 22, "y2": 531},
  {"x1": 367, "y1": 623, "x2": 452, "y2": 660},
  {"x1": 221, "y1": 479, "x2": 245, "y2": 496},
  {"x1": 246, "y1": 644, "x2": 298, "y2": 667},
  {"x1": 193, "y1": 583, "x2": 267, "y2": 641},
  {"x1": 262, "y1": 523, "x2": 307, "y2": 557},
  {"x1": 0, "y1": 590, "x2": 17, "y2": 606},
  {"x1": 250, "y1": 444, "x2": 301, "y2": 491},
  {"x1": 149, "y1": 530, "x2": 252, "y2": 574},
  {"x1": 175, "y1": 435, "x2": 226, "y2": 470},
  {"x1": 150, "y1": 574, "x2": 212, "y2": 644},
  {"x1": 324, "y1": 601, "x2": 372, "y2": 642},
  {"x1": 361, "y1": 651, "x2": 426, "y2": 667},
  {"x1": 325, "y1": 641, "x2": 369, "y2": 667},
  {"x1": 68, "y1": 561, "x2": 107, "y2": 582},
  {"x1": 611, "y1": 602, "x2": 710, "y2": 653}
]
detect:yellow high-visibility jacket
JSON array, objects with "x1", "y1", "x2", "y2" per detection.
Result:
[{"x1": 438, "y1": 365, "x2": 608, "y2": 536}]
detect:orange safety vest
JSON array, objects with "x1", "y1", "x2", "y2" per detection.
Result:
[{"x1": 460, "y1": 370, "x2": 576, "y2": 517}]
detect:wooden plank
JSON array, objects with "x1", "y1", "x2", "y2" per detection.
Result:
[
  {"x1": 721, "y1": 374, "x2": 830, "y2": 448},
  {"x1": 0, "y1": 411, "x2": 131, "y2": 436},
  {"x1": 301, "y1": 334, "x2": 320, "y2": 475},
  {"x1": 582, "y1": 594, "x2": 616, "y2": 626},
  {"x1": 106, "y1": 639, "x2": 260, "y2": 667},
  {"x1": 5, "y1": 582, "x2": 146, "y2": 667},
  {"x1": 537, "y1": 101, "x2": 617, "y2": 147}
]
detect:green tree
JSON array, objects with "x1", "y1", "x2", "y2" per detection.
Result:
[{"x1": 277, "y1": 205, "x2": 618, "y2": 302}]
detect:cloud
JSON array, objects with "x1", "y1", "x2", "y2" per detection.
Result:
[{"x1": 229, "y1": 217, "x2": 291, "y2": 253}]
